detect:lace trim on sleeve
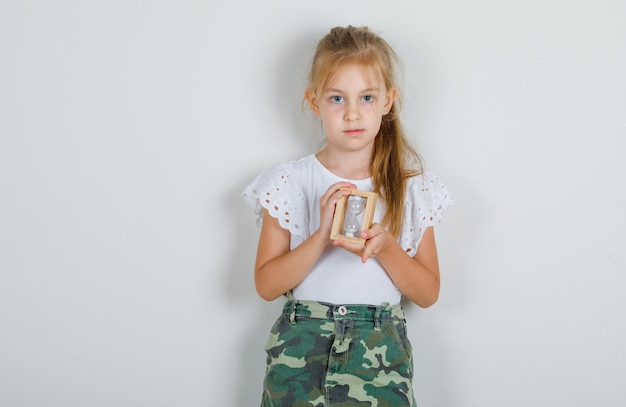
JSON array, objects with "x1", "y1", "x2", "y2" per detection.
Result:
[
  {"x1": 242, "y1": 161, "x2": 309, "y2": 238},
  {"x1": 400, "y1": 172, "x2": 454, "y2": 255}
]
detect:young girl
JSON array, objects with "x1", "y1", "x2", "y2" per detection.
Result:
[{"x1": 243, "y1": 25, "x2": 453, "y2": 406}]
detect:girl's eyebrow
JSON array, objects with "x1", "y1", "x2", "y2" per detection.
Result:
[{"x1": 325, "y1": 87, "x2": 380, "y2": 93}]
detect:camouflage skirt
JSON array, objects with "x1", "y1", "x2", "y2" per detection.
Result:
[{"x1": 261, "y1": 297, "x2": 416, "y2": 407}]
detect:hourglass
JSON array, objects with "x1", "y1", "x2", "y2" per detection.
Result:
[
  {"x1": 330, "y1": 189, "x2": 378, "y2": 244},
  {"x1": 342, "y1": 196, "x2": 364, "y2": 237}
]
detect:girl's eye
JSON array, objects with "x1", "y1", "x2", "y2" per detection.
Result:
[
  {"x1": 361, "y1": 95, "x2": 373, "y2": 102},
  {"x1": 330, "y1": 96, "x2": 344, "y2": 103}
]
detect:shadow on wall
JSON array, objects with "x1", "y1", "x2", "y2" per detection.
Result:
[
  {"x1": 221, "y1": 28, "x2": 328, "y2": 406},
  {"x1": 221, "y1": 178, "x2": 279, "y2": 406}
]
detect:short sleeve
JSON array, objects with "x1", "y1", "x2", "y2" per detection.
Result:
[
  {"x1": 242, "y1": 161, "x2": 309, "y2": 238},
  {"x1": 400, "y1": 172, "x2": 454, "y2": 255}
]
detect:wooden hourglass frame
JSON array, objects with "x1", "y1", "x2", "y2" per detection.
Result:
[{"x1": 330, "y1": 189, "x2": 378, "y2": 244}]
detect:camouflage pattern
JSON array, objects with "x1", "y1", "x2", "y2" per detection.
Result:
[{"x1": 261, "y1": 298, "x2": 415, "y2": 406}]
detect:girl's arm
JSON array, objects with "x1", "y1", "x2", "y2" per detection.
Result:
[
  {"x1": 334, "y1": 225, "x2": 441, "y2": 307},
  {"x1": 254, "y1": 182, "x2": 356, "y2": 301},
  {"x1": 376, "y1": 226, "x2": 441, "y2": 307},
  {"x1": 253, "y1": 210, "x2": 328, "y2": 301}
]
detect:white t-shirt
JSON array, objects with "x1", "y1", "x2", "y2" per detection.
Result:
[{"x1": 243, "y1": 154, "x2": 453, "y2": 305}]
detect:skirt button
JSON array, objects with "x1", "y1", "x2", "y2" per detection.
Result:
[{"x1": 337, "y1": 306, "x2": 348, "y2": 315}]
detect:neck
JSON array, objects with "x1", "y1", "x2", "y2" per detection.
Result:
[{"x1": 316, "y1": 149, "x2": 372, "y2": 180}]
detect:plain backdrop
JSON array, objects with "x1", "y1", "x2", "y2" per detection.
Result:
[{"x1": 1, "y1": 1, "x2": 625, "y2": 406}]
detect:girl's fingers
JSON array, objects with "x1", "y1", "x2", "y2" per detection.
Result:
[
  {"x1": 319, "y1": 183, "x2": 357, "y2": 233},
  {"x1": 321, "y1": 182, "x2": 356, "y2": 206},
  {"x1": 361, "y1": 223, "x2": 384, "y2": 239}
]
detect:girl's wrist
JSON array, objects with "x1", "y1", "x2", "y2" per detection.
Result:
[
  {"x1": 376, "y1": 230, "x2": 398, "y2": 259},
  {"x1": 310, "y1": 229, "x2": 331, "y2": 248}
]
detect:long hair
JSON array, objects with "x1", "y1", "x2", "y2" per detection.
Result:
[{"x1": 306, "y1": 25, "x2": 424, "y2": 237}]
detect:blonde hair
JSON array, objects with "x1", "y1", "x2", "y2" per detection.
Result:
[{"x1": 306, "y1": 25, "x2": 424, "y2": 238}]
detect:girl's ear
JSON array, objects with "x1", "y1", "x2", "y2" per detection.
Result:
[
  {"x1": 383, "y1": 87, "x2": 397, "y2": 114},
  {"x1": 305, "y1": 89, "x2": 320, "y2": 115}
]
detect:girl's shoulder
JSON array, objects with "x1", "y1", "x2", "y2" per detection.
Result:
[
  {"x1": 406, "y1": 171, "x2": 453, "y2": 201},
  {"x1": 242, "y1": 155, "x2": 316, "y2": 233},
  {"x1": 250, "y1": 154, "x2": 317, "y2": 182},
  {"x1": 405, "y1": 171, "x2": 454, "y2": 218},
  {"x1": 400, "y1": 171, "x2": 455, "y2": 255}
]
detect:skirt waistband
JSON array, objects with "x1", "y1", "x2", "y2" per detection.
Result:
[{"x1": 282, "y1": 299, "x2": 405, "y2": 322}]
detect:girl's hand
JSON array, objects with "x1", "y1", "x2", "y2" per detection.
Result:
[
  {"x1": 333, "y1": 223, "x2": 392, "y2": 263},
  {"x1": 319, "y1": 182, "x2": 357, "y2": 239}
]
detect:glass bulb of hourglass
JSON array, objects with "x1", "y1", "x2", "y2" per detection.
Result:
[
  {"x1": 343, "y1": 196, "x2": 364, "y2": 237},
  {"x1": 348, "y1": 196, "x2": 364, "y2": 216},
  {"x1": 343, "y1": 214, "x2": 359, "y2": 237}
]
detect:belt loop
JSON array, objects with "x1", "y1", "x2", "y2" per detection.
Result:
[
  {"x1": 287, "y1": 291, "x2": 297, "y2": 324},
  {"x1": 374, "y1": 302, "x2": 389, "y2": 331}
]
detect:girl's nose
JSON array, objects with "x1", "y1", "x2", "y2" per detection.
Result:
[{"x1": 343, "y1": 103, "x2": 360, "y2": 121}]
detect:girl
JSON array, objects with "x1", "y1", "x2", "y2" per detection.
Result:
[{"x1": 243, "y1": 25, "x2": 453, "y2": 406}]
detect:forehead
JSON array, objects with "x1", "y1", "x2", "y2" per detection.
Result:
[{"x1": 326, "y1": 64, "x2": 384, "y2": 90}]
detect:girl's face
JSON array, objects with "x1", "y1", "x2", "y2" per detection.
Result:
[{"x1": 309, "y1": 64, "x2": 396, "y2": 155}]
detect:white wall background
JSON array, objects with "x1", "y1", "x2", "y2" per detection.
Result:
[{"x1": 1, "y1": 1, "x2": 625, "y2": 406}]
